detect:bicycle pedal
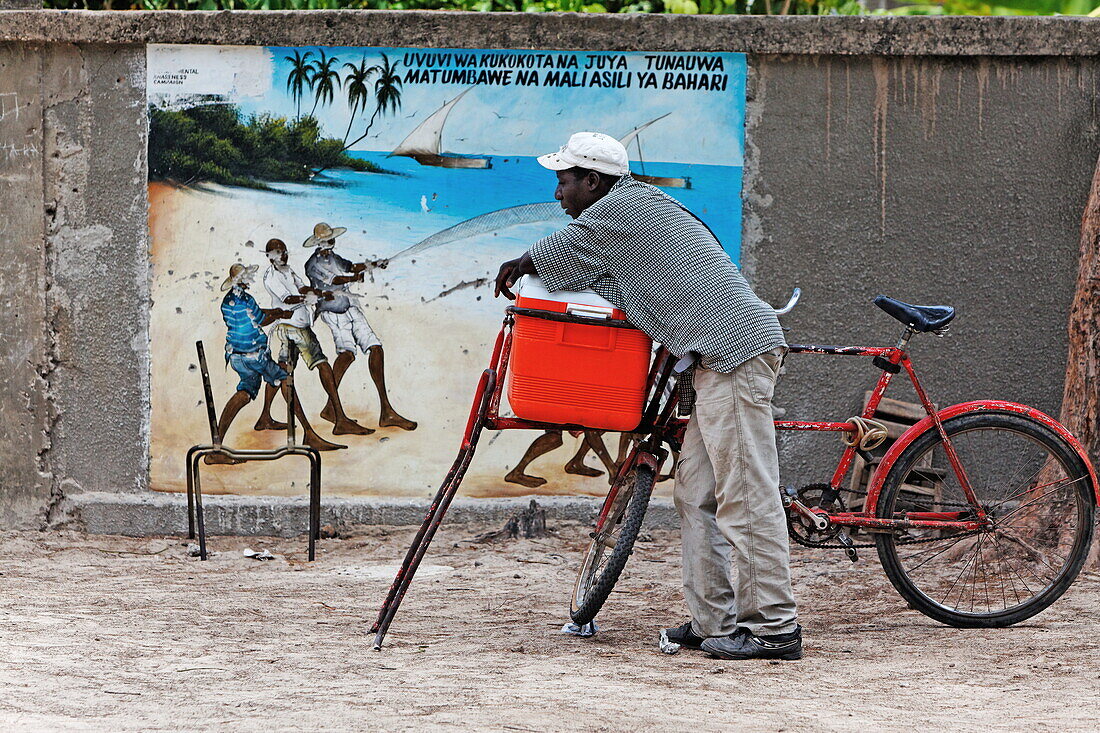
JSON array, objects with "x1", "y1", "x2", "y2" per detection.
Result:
[{"x1": 837, "y1": 531, "x2": 858, "y2": 562}]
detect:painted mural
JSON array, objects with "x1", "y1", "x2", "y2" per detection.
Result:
[{"x1": 146, "y1": 44, "x2": 747, "y2": 498}]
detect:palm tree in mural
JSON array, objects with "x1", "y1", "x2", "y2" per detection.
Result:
[
  {"x1": 344, "y1": 53, "x2": 403, "y2": 152},
  {"x1": 307, "y1": 50, "x2": 342, "y2": 120},
  {"x1": 285, "y1": 49, "x2": 315, "y2": 122},
  {"x1": 341, "y1": 57, "x2": 378, "y2": 147}
]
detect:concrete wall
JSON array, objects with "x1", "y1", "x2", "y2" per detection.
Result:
[
  {"x1": 0, "y1": 38, "x2": 148, "y2": 530},
  {"x1": 0, "y1": 42, "x2": 52, "y2": 529},
  {"x1": 746, "y1": 54, "x2": 1094, "y2": 486},
  {"x1": 0, "y1": 11, "x2": 1096, "y2": 532}
]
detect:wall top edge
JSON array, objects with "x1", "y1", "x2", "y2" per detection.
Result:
[{"x1": 1, "y1": 10, "x2": 1100, "y2": 56}]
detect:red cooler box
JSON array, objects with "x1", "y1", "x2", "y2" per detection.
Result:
[{"x1": 507, "y1": 276, "x2": 652, "y2": 431}]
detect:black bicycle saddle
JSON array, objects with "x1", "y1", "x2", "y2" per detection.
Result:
[{"x1": 873, "y1": 295, "x2": 955, "y2": 333}]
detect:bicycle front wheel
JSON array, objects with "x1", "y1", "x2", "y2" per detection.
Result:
[
  {"x1": 875, "y1": 411, "x2": 1095, "y2": 627},
  {"x1": 570, "y1": 461, "x2": 655, "y2": 625}
]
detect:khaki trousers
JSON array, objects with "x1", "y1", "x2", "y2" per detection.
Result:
[{"x1": 673, "y1": 348, "x2": 798, "y2": 637}]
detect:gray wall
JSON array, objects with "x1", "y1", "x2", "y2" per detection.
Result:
[
  {"x1": 0, "y1": 11, "x2": 1095, "y2": 530},
  {"x1": 0, "y1": 41, "x2": 149, "y2": 529},
  {"x1": 0, "y1": 43, "x2": 52, "y2": 528},
  {"x1": 745, "y1": 54, "x2": 1093, "y2": 487}
]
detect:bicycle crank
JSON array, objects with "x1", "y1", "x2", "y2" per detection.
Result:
[{"x1": 784, "y1": 483, "x2": 845, "y2": 547}]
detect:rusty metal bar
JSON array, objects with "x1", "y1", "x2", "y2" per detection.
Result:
[
  {"x1": 371, "y1": 369, "x2": 496, "y2": 650},
  {"x1": 196, "y1": 341, "x2": 222, "y2": 445},
  {"x1": 186, "y1": 341, "x2": 323, "y2": 561}
]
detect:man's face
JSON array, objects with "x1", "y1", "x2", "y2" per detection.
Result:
[
  {"x1": 555, "y1": 170, "x2": 601, "y2": 219},
  {"x1": 320, "y1": 238, "x2": 336, "y2": 252},
  {"x1": 266, "y1": 246, "x2": 287, "y2": 266}
]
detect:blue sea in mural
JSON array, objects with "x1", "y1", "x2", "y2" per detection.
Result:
[{"x1": 268, "y1": 151, "x2": 743, "y2": 263}]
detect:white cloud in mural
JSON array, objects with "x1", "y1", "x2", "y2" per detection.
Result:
[{"x1": 147, "y1": 45, "x2": 273, "y2": 106}]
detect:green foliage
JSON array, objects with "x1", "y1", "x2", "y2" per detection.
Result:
[
  {"x1": 148, "y1": 104, "x2": 380, "y2": 189},
  {"x1": 45, "y1": 0, "x2": 861, "y2": 12},
  {"x1": 43, "y1": 0, "x2": 1100, "y2": 12},
  {"x1": 890, "y1": 0, "x2": 1100, "y2": 14}
]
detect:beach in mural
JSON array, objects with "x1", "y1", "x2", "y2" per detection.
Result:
[{"x1": 147, "y1": 45, "x2": 747, "y2": 498}]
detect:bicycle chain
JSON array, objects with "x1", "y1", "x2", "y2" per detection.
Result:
[{"x1": 789, "y1": 483, "x2": 982, "y2": 550}]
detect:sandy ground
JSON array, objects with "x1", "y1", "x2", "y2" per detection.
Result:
[{"x1": 2, "y1": 524, "x2": 1099, "y2": 731}]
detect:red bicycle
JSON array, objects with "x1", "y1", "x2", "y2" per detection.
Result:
[{"x1": 372, "y1": 293, "x2": 1098, "y2": 648}]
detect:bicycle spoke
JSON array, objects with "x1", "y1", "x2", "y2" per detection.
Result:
[
  {"x1": 897, "y1": 533, "x2": 979, "y2": 575},
  {"x1": 990, "y1": 530, "x2": 1012, "y2": 610},
  {"x1": 988, "y1": 473, "x2": 1078, "y2": 512},
  {"x1": 877, "y1": 415, "x2": 1093, "y2": 624},
  {"x1": 990, "y1": 530, "x2": 1048, "y2": 593},
  {"x1": 937, "y1": 534, "x2": 983, "y2": 608},
  {"x1": 992, "y1": 478, "x2": 1084, "y2": 525},
  {"x1": 988, "y1": 531, "x2": 1028, "y2": 606}
]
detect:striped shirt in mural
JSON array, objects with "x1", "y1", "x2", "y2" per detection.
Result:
[
  {"x1": 528, "y1": 174, "x2": 785, "y2": 374},
  {"x1": 221, "y1": 288, "x2": 269, "y2": 355}
]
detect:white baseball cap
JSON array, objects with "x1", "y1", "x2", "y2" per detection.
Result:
[{"x1": 537, "y1": 132, "x2": 630, "y2": 177}]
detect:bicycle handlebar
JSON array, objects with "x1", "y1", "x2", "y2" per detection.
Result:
[{"x1": 773, "y1": 288, "x2": 801, "y2": 316}]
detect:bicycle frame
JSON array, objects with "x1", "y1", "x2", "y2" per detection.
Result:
[
  {"x1": 372, "y1": 306, "x2": 1100, "y2": 649},
  {"x1": 783, "y1": 341, "x2": 1100, "y2": 520}
]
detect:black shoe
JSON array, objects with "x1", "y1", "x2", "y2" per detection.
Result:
[
  {"x1": 701, "y1": 625, "x2": 803, "y2": 661},
  {"x1": 660, "y1": 621, "x2": 707, "y2": 651}
]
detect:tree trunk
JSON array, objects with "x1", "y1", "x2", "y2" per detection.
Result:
[{"x1": 1051, "y1": 151, "x2": 1100, "y2": 568}]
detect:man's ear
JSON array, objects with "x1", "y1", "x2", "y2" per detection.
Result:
[{"x1": 585, "y1": 171, "x2": 602, "y2": 191}]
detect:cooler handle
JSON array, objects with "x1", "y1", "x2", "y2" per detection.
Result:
[{"x1": 565, "y1": 304, "x2": 613, "y2": 320}]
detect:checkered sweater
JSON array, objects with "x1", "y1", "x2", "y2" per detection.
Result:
[{"x1": 528, "y1": 174, "x2": 784, "y2": 374}]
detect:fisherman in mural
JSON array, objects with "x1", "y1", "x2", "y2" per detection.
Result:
[
  {"x1": 208, "y1": 262, "x2": 344, "y2": 464},
  {"x1": 254, "y1": 238, "x2": 374, "y2": 437},
  {"x1": 304, "y1": 222, "x2": 417, "y2": 432}
]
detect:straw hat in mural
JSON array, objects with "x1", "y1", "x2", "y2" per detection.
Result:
[
  {"x1": 220, "y1": 263, "x2": 259, "y2": 291},
  {"x1": 303, "y1": 222, "x2": 348, "y2": 248}
]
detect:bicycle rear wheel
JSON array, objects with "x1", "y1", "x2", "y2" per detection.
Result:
[
  {"x1": 570, "y1": 460, "x2": 655, "y2": 625},
  {"x1": 875, "y1": 411, "x2": 1095, "y2": 627}
]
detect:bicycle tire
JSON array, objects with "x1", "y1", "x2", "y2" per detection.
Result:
[
  {"x1": 570, "y1": 462, "x2": 655, "y2": 625},
  {"x1": 875, "y1": 411, "x2": 1095, "y2": 628}
]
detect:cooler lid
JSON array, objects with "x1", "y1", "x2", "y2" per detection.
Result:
[{"x1": 516, "y1": 275, "x2": 617, "y2": 310}]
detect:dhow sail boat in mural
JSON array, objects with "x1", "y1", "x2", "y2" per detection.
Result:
[
  {"x1": 390, "y1": 88, "x2": 491, "y2": 169},
  {"x1": 620, "y1": 113, "x2": 691, "y2": 189}
]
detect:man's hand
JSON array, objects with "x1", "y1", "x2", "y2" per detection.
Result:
[
  {"x1": 494, "y1": 252, "x2": 536, "y2": 300},
  {"x1": 351, "y1": 262, "x2": 369, "y2": 274}
]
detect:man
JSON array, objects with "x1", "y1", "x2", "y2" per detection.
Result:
[
  {"x1": 303, "y1": 222, "x2": 416, "y2": 432},
  {"x1": 256, "y1": 238, "x2": 372, "y2": 436},
  {"x1": 210, "y1": 262, "x2": 343, "y2": 464},
  {"x1": 494, "y1": 132, "x2": 801, "y2": 661}
]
